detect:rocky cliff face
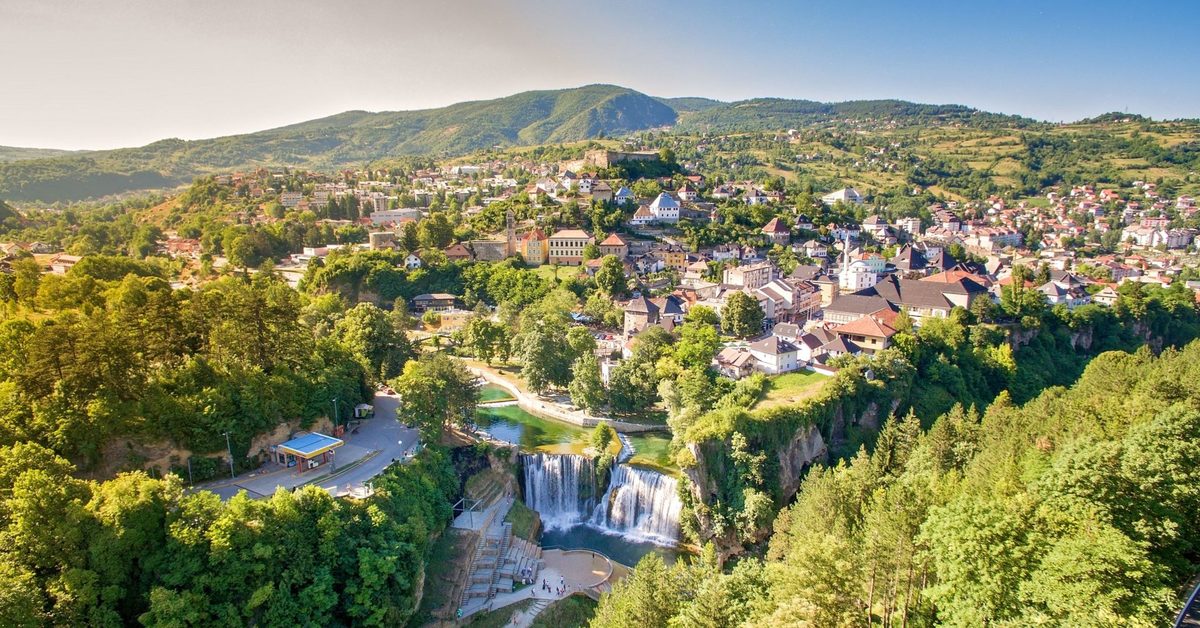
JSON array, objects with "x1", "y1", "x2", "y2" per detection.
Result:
[
  {"x1": 681, "y1": 399, "x2": 889, "y2": 557},
  {"x1": 774, "y1": 423, "x2": 828, "y2": 501}
]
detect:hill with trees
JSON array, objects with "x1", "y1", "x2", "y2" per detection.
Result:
[
  {"x1": 673, "y1": 98, "x2": 1040, "y2": 132},
  {"x1": 7, "y1": 84, "x2": 1185, "y2": 203},
  {"x1": 0, "y1": 85, "x2": 677, "y2": 202},
  {"x1": 0, "y1": 145, "x2": 81, "y2": 163}
]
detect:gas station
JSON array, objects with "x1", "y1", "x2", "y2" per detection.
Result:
[{"x1": 272, "y1": 432, "x2": 344, "y2": 472}]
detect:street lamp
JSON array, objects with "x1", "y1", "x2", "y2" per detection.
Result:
[
  {"x1": 332, "y1": 397, "x2": 340, "y2": 430},
  {"x1": 222, "y1": 431, "x2": 235, "y2": 479}
]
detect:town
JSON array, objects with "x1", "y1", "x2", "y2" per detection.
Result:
[
  {"x1": 17, "y1": 143, "x2": 1192, "y2": 382},
  {"x1": 3, "y1": 3, "x2": 1200, "y2": 621}
]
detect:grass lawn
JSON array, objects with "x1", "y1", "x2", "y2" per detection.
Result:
[
  {"x1": 505, "y1": 499, "x2": 540, "y2": 541},
  {"x1": 756, "y1": 370, "x2": 828, "y2": 410},
  {"x1": 626, "y1": 431, "x2": 677, "y2": 475},
  {"x1": 531, "y1": 594, "x2": 598, "y2": 628}
]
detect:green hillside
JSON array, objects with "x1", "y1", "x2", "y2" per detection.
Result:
[
  {"x1": 0, "y1": 85, "x2": 676, "y2": 202},
  {"x1": 2, "y1": 84, "x2": 1189, "y2": 204},
  {"x1": 0, "y1": 145, "x2": 82, "y2": 163},
  {"x1": 654, "y1": 96, "x2": 725, "y2": 112},
  {"x1": 676, "y1": 97, "x2": 1041, "y2": 132}
]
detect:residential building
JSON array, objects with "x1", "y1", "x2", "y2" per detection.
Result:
[
  {"x1": 590, "y1": 181, "x2": 613, "y2": 203},
  {"x1": 49, "y1": 254, "x2": 82, "y2": 275},
  {"x1": 548, "y1": 229, "x2": 592, "y2": 266},
  {"x1": 623, "y1": 294, "x2": 686, "y2": 336},
  {"x1": 598, "y1": 233, "x2": 630, "y2": 259},
  {"x1": 723, "y1": 261, "x2": 773, "y2": 290},
  {"x1": 519, "y1": 228, "x2": 549, "y2": 266},
  {"x1": 444, "y1": 243, "x2": 474, "y2": 261},
  {"x1": 715, "y1": 347, "x2": 756, "y2": 380},
  {"x1": 747, "y1": 336, "x2": 800, "y2": 374},
  {"x1": 369, "y1": 231, "x2": 396, "y2": 250},
  {"x1": 762, "y1": 217, "x2": 791, "y2": 245},
  {"x1": 280, "y1": 191, "x2": 304, "y2": 208},
  {"x1": 822, "y1": 187, "x2": 864, "y2": 205},
  {"x1": 411, "y1": 293, "x2": 458, "y2": 313},
  {"x1": 630, "y1": 205, "x2": 656, "y2": 226},
  {"x1": 833, "y1": 313, "x2": 898, "y2": 355},
  {"x1": 649, "y1": 193, "x2": 681, "y2": 222}
]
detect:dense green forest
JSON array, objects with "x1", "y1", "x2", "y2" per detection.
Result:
[
  {"x1": 673, "y1": 98, "x2": 1037, "y2": 133},
  {"x1": 0, "y1": 442, "x2": 458, "y2": 626},
  {"x1": 594, "y1": 340, "x2": 1200, "y2": 627},
  {"x1": 0, "y1": 257, "x2": 412, "y2": 476}
]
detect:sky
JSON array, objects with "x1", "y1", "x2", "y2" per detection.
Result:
[{"x1": 2, "y1": 0, "x2": 1198, "y2": 150}]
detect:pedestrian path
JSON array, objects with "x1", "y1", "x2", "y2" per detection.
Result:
[{"x1": 509, "y1": 597, "x2": 551, "y2": 627}]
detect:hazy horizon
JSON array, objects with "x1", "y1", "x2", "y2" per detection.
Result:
[{"x1": 3, "y1": 0, "x2": 1198, "y2": 151}]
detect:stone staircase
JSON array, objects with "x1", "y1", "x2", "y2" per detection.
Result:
[
  {"x1": 519, "y1": 598, "x2": 552, "y2": 627},
  {"x1": 458, "y1": 497, "x2": 544, "y2": 618}
]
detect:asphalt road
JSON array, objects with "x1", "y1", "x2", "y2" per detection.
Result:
[
  {"x1": 203, "y1": 392, "x2": 420, "y2": 500},
  {"x1": 318, "y1": 392, "x2": 420, "y2": 496}
]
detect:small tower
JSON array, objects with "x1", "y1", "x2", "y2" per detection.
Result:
[{"x1": 505, "y1": 209, "x2": 516, "y2": 257}]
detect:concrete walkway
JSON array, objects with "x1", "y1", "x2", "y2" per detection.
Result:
[{"x1": 467, "y1": 549, "x2": 613, "y2": 624}]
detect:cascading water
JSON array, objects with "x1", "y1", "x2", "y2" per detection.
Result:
[
  {"x1": 591, "y1": 464, "x2": 682, "y2": 544},
  {"x1": 521, "y1": 453, "x2": 682, "y2": 545},
  {"x1": 521, "y1": 453, "x2": 597, "y2": 529}
]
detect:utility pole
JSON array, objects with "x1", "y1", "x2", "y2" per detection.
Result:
[
  {"x1": 223, "y1": 431, "x2": 235, "y2": 479},
  {"x1": 332, "y1": 397, "x2": 340, "y2": 430}
]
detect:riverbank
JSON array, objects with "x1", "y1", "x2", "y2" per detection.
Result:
[{"x1": 465, "y1": 362, "x2": 666, "y2": 434}]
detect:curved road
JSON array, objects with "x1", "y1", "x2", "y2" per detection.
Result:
[{"x1": 317, "y1": 392, "x2": 420, "y2": 497}]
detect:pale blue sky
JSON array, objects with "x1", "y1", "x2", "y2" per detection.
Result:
[{"x1": 1, "y1": 0, "x2": 1197, "y2": 150}]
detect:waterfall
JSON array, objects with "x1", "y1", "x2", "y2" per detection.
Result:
[
  {"x1": 592, "y1": 464, "x2": 682, "y2": 544},
  {"x1": 522, "y1": 453, "x2": 682, "y2": 545},
  {"x1": 521, "y1": 454, "x2": 597, "y2": 530}
]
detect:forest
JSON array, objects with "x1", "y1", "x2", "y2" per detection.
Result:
[
  {"x1": 593, "y1": 339, "x2": 1200, "y2": 627},
  {"x1": 0, "y1": 442, "x2": 458, "y2": 626}
]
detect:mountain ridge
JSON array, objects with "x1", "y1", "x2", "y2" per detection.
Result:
[{"x1": 0, "y1": 84, "x2": 1149, "y2": 203}]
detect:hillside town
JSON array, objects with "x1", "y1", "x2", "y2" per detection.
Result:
[
  {"x1": 11, "y1": 147, "x2": 1194, "y2": 386},
  {"x1": 7, "y1": 0, "x2": 1200, "y2": 622}
]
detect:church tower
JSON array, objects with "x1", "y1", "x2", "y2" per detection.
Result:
[{"x1": 505, "y1": 209, "x2": 516, "y2": 257}]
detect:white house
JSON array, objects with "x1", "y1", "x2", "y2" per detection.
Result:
[
  {"x1": 630, "y1": 205, "x2": 656, "y2": 226},
  {"x1": 747, "y1": 336, "x2": 800, "y2": 374},
  {"x1": 403, "y1": 253, "x2": 424, "y2": 270},
  {"x1": 822, "y1": 187, "x2": 864, "y2": 206},
  {"x1": 614, "y1": 186, "x2": 635, "y2": 205},
  {"x1": 744, "y1": 188, "x2": 769, "y2": 205},
  {"x1": 649, "y1": 193, "x2": 680, "y2": 222}
]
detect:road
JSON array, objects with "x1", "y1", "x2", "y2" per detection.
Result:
[
  {"x1": 203, "y1": 392, "x2": 419, "y2": 500},
  {"x1": 318, "y1": 392, "x2": 420, "y2": 497}
]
